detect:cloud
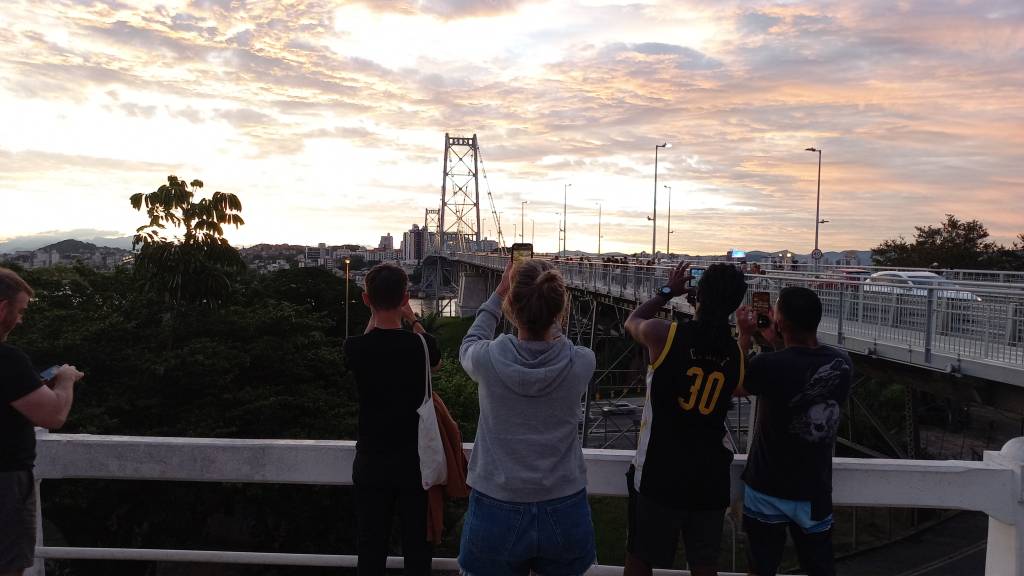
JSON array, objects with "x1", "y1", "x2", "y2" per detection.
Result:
[
  {"x1": 359, "y1": 0, "x2": 530, "y2": 19},
  {"x1": 600, "y1": 42, "x2": 723, "y2": 70},
  {"x1": 0, "y1": 0, "x2": 1021, "y2": 251}
]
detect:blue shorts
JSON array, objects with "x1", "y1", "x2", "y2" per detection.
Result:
[
  {"x1": 458, "y1": 488, "x2": 596, "y2": 576},
  {"x1": 742, "y1": 485, "x2": 832, "y2": 534},
  {"x1": 742, "y1": 485, "x2": 835, "y2": 576}
]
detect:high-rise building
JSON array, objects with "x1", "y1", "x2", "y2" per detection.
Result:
[
  {"x1": 402, "y1": 224, "x2": 423, "y2": 262},
  {"x1": 378, "y1": 233, "x2": 394, "y2": 251}
]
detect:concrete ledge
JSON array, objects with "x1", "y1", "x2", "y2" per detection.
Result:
[{"x1": 36, "y1": 433, "x2": 1016, "y2": 522}]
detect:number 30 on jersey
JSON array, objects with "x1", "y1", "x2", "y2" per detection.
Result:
[{"x1": 678, "y1": 366, "x2": 725, "y2": 416}]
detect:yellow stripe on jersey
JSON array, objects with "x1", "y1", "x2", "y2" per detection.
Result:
[
  {"x1": 736, "y1": 339, "x2": 746, "y2": 389},
  {"x1": 650, "y1": 322, "x2": 677, "y2": 371}
]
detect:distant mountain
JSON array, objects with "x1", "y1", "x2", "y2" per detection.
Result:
[
  {"x1": 0, "y1": 230, "x2": 134, "y2": 253},
  {"x1": 38, "y1": 239, "x2": 100, "y2": 254}
]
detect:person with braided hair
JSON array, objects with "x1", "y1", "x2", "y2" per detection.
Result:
[
  {"x1": 623, "y1": 262, "x2": 749, "y2": 576},
  {"x1": 458, "y1": 258, "x2": 597, "y2": 576}
]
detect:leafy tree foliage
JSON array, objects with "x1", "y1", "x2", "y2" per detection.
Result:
[
  {"x1": 130, "y1": 176, "x2": 247, "y2": 306},
  {"x1": 872, "y1": 214, "x2": 1023, "y2": 270},
  {"x1": 1, "y1": 262, "x2": 474, "y2": 575}
]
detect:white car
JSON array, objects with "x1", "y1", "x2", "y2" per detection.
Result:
[
  {"x1": 601, "y1": 402, "x2": 643, "y2": 416},
  {"x1": 862, "y1": 271, "x2": 981, "y2": 302}
]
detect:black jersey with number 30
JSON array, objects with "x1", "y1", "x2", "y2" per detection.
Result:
[{"x1": 633, "y1": 320, "x2": 744, "y2": 509}]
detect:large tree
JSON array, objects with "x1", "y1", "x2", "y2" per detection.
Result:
[
  {"x1": 872, "y1": 214, "x2": 1021, "y2": 270},
  {"x1": 130, "y1": 176, "x2": 246, "y2": 306}
]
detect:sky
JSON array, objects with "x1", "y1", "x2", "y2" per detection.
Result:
[{"x1": 0, "y1": 0, "x2": 1021, "y2": 255}]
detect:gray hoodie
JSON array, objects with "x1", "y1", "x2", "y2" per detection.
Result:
[{"x1": 460, "y1": 292, "x2": 596, "y2": 502}]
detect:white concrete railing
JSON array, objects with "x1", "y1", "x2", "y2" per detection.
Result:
[{"x1": 28, "y1": 432, "x2": 1024, "y2": 576}]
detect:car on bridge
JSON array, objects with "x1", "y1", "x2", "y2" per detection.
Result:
[
  {"x1": 860, "y1": 271, "x2": 984, "y2": 334},
  {"x1": 862, "y1": 271, "x2": 982, "y2": 302},
  {"x1": 601, "y1": 402, "x2": 643, "y2": 416},
  {"x1": 812, "y1": 267, "x2": 872, "y2": 291}
]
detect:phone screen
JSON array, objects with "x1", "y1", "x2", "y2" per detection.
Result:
[
  {"x1": 689, "y1": 267, "x2": 705, "y2": 286},
  {"x1": 511, "y1": 243, "x2": 533, "y2": 262},
  {"x1": 40, "y1": 365, "x2": 61, "y2": 381},
  {"x1": 752, "y1": 291, "x2": 771, "y2": 328}
]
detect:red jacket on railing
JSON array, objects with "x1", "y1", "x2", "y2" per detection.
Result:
[{"x1": 426, "y1": 392, "x2": 469, "y2": 544}]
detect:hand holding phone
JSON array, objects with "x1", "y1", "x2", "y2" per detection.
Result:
[
  {"x1": 752, "y1": 291, "x2": 771, "y2": 329},
  {"x1": 511, "y1": 243, "x2": 533, "y2": 263},
  {"x1": 40, "y1": 365, "x2": 61, "y2": 382}
]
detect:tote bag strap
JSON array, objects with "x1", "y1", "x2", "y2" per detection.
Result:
[{"x1": 417, "y1": 333, "x2": 433, "y2": 403}]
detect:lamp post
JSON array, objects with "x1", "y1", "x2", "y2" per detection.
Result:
[
  {"x1": 521, "y1": 201, "x2": 528, "y2": 243},
  {"x1": 652, "y1": 143, "x2": 671, "y2": 259},
  {"x1": 664, "y1": 184, "x2": 672, "y2": 256},
  {"x1": 563, "y1": 184, "x2": 572, "y2": 255},
  {"x1": 806, "y1": 147, "x2": 823, "y2": 268},
  {"x1": 531, "y1": 219, "x2": 535, "y2": 246},
  {"x1": 344, "y1": 258, "x2": 351, "y2": 339},
  {"x1": 554, "y1": 212, "x2": 561, "y2": 256},
  {"x1": 596, "y1": 202, "x2": 602, "y2": 258}
]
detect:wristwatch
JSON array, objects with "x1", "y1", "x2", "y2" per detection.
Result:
[{"x1": 656, "y1": 285, "x2": 674, "y2": 300}]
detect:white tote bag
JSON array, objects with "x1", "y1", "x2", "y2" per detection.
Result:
[{"x1": 416, "y1": 334, "x2": 448, "y2": 490}]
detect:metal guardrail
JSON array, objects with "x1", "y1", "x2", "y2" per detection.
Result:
[
  {"x1": 451, "y1": 253, "x2": 1024, "y2": 385},
  {"x1": 28, "y1": 432, "x2": 1024, "y2": 576}
]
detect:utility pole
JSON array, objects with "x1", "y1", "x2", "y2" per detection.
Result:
[{"x1": 563, "y1": 183, "x2": 572, "y2": 255}]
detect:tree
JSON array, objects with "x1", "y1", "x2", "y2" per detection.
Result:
[
  {"x1": 871, "y1": 214, "x2": 1020, "y2": 270},
  {"x1": 130, "y1": 176, "x2": 246, "y2": 306}
]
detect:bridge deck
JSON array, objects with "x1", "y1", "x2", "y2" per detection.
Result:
[{"x1": 452, "y1": 253, "x2": 1024, "y2": 386}]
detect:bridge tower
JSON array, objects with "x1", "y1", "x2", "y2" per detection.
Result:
[
  {"x1": 423, "y1": 208, "x2": 440, "y2": 257},
  {"x1": 439, "y1": 133, "x2": 481, "y2": 252}
]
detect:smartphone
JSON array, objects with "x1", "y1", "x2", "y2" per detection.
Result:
[
  {"x1": 40, "y1": 365, "x2": 61, "y2": 381},
  {"x1": 689, "y1": 267, "x2": 705, "y2": 286},
  {"x1": 511, "y1": 243, "x2": 533, "y2": 262},
  {"x1": 752, "y1": 291, "x2": 771, "y2": 329}
]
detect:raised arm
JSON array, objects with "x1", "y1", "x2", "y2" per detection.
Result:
[
  {"x1": 12, "y1": 364, "x2": 84, "y2": 429},
  {"x1": 625, "y1": 261, "x2": 691, "y2": 362},
  {"x1": 460, "y1": 260, "x2": 511, "y2": 380}
]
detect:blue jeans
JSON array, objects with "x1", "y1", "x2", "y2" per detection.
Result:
[{"x1": 458, "y1": 488, "x2": 596, "y2": 576}]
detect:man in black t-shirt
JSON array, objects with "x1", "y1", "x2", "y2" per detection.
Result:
[
  {"x1": 623, "y1": 262, "x2": 749, "y2": 576},
  {"x1": 735, "y1": 287, "x2": 853, "y2": 576},
  {"x1": 1, "y1": 267, "x2": 84, "y2": 576},
  {"x1": 342, "y1": 264, "x2": 440, "y2": 576}
]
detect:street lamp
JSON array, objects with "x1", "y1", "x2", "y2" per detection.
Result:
[
  {"x1": 653, "y1": 143, "x2": 671, "y2": 259},
  {"x1": 344, "y1": 258, "x2": 351, "y2": 339},
  {"x1": 554, "y1": 212, "x2": 561, "y2": 256},
  {"x1": 531, "y1": 219, "x2": 535, "y2": 245},
  {"x1": 563, "y1": 184, "x2": 572, "y2": 255},
  {"x1": 596, "y1": 202, "x2": 603, "y2": 258},
  {"x1": 521, "y1": 201, "x2": 528, "y2": 243},
  {"x1": 664, "y1": 184, "x2": 672, "y2": 256},
  {"x1": 806, "y1": 147, "x2": 823, "y2": 267}
]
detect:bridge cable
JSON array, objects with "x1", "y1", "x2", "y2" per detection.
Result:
[{"x1": 476, "y1": 143, "x2": 508, "y2": 254}]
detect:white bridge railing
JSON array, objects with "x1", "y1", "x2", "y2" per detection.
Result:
[
  {"x1": 28, "y1": 432, "x2": 1024, "y2": 576},
  {"x1": 451, "y1": 253, "x2": 1024, "y2": 385}
]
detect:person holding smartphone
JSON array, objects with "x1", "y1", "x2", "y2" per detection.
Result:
[
  {"x1": 343, "y1": 264, "x2": 441, "y2": 576},
  {"x1": 1, "y1": 267, "x2": 85, "y2": 576},
  {"x1": 458, "y1": 258, "x2": 597, "y2": 576},
  {"x1": 734, "y1": 288, "x2": 852, "y2": 576},
  {"x1": 623, "y1": 262, "x2": 749, "y2": 576}
]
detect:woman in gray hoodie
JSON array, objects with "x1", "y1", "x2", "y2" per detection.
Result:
[{"x1": 457, "y1": 258, "x2": 597, "y2": 576}]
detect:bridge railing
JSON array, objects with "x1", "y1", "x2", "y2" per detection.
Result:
[
  {"x1": 452, "y1": 253, "x2": 1024, "y2": 383},
  {"x1": 27, "y1": 432, "x2": 1024, "y2": 576}
]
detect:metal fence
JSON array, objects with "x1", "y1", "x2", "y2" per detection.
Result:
[{"x1": 452, "y1": 253, "x2": 1024, "y2": 383}]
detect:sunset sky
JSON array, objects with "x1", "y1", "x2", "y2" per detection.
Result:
[{"x1": 0, "y1": 0, "x2": 1021, "y2": 255}]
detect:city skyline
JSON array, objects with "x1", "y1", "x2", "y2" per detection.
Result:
[{"x1": 1, "y1": 1, "x2": 1021, "y2": 255}]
